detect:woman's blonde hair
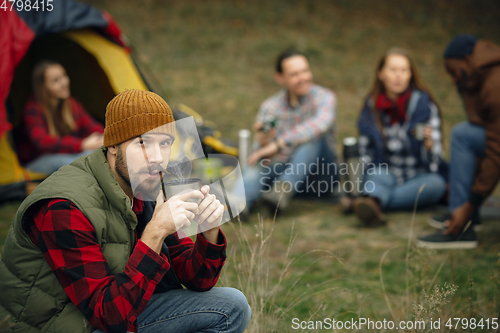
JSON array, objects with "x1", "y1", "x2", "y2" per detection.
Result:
[{"x1": 32, "y1": 60, "x2": 75, "y2": 136}]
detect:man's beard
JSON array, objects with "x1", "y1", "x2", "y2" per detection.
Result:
[
  {"x1": 115, "y1": 146, "x2": 162, "y2": 201},
  {"x1": 456, "y1": 68, "x2": 469, "y2": 93}
]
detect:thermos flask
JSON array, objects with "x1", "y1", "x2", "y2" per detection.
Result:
[
  {"x1": 343, "y1": 137, "x2": 363, "y2": 197},
  {"x1": 238, "y1": 129, "x2": 251, "y2": 170}
]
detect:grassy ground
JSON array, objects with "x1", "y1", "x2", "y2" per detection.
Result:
[
  {"x1": 3, "y1": 0, "x2": 500, "y2": 331},
  {"x1": 218, "y1": 202, "x2": 500, "y2": 332}
]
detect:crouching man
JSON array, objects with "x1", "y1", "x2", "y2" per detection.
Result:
[
  {"x1": 0, "y1": 89, "x2": 251, "y2": 333},
  {"x1": 418, "y1": 36, "x2": 500, "y2": 249}
]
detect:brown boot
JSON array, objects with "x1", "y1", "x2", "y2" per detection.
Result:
[
  {"x1": 340, "y1": 196, "x2": 354, "y2": 214},
  {"x1": 353, "y1": 196, "x2": 386, "y2": 226}
]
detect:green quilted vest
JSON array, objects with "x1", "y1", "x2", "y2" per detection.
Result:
[{"x1": 0, "y1": 147, "x2": 139, "y2": 332}]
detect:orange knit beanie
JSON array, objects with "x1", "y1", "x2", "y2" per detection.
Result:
[{"x1": 103, "y1": 89, "x2": 175, "y2": 147}]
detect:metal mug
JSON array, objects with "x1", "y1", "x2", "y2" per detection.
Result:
[
  {"x1": 162, "y1": 177, "x2": 203, "y2": 204},
  {"x1": 415, "y1": 123, "x2": 426, "y2": 141}
]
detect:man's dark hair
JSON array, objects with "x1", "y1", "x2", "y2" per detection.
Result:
[{"x1": 275, "y1": 49, "x2": 307, "y2": 73}]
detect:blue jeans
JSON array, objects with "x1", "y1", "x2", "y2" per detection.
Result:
[
  {"x1": 363, "y1": 170, "x2": 446, "y2": 210},
  {"x1": 448, "y1": 122, "x2": 486, "y2": 211},
  {"x1": 237, "y1": 137, "x2": 336, "y2": 209},
  {"x1": 26, "y1": 150, "x2": 93, "y2": 174},
  {"x1": 93, "y1": 287, "x2": 251, "y2": 333}
]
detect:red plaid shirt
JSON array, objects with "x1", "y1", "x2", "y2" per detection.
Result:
[
  {"x1": 26, "y1": 198, "x2": 226, "y2": 332},
  {"x1": 17, "y1": 97, "x2": 104, "y2": 165}
]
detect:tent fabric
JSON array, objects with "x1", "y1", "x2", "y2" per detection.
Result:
[
  {"x1": 0, "y1": 0, "x2": 135, "y2": 202},
  {"x1": 1, "y1": 0, "x2": 128, "y2": 138},
  {"x1": 0, "y1": 10, "x2": 35, "y2": 138},
  {"x1": 64, "y1": 30, "x2": 147, "y2": 93},
  {"x1": 16, "y1": 0, "x2": 107, "y2": 36},
  {"x1": 0, "y1": 134, "x2": 46, "y2": 186}
]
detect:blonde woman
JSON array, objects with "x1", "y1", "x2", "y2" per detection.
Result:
[
  {"x1": 351, "y1": 48, "x2": 448, "y2": 225},
  {"x1": 18, "y1": 60, "x2": 104, "y2": 174}
]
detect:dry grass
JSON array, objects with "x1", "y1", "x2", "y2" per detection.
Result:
[
  {"x1": 217, "y1": 204, "x2": 499, "y2": 332},
  {"x1": 219, "y1": 213, "x2": 344, "y2": 332},
  {"x1": 218, "y1": 187, "x2": 498, "y2": 332}
]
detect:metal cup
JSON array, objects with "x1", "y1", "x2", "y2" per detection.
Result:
[
  {"x1": 415, "y1": 123, "x2": 426, "y2": 141},
  {"x1": 163, "y1": 177, "x2": 202, "y2": 204}
]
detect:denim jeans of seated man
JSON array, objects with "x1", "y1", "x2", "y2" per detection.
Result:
[
  {"x1": 92, "y1": 287, "x2": 251, "y2": 333},
  {"x1": 447, "y1": 122, "x2": 486, "y2": 212},
  {"x1": 238, "y1": 136, "x2": 337, "y2": 209}
]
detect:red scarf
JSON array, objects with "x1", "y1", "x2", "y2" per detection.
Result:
[{"x1": 375, "y1": 89, "x2": 412, "y2": 125}]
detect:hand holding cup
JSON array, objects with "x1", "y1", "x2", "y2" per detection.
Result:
[
  {"x1": 155, "y1": 189, "x2": 203, "y2": 236},
  {"x1": 423, "y1": 125, "x2": 433, "y2": 151},
  {"x1": 194, "y1": 185, "x2": 224, "y2": 228},
  {"x1": 140, "y1": 188, "x2": 203, "y2": 254}
]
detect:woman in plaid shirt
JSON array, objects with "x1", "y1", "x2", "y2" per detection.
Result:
[
  {"x1": 347, "y1": 48, "x2": 448, "y2": 226},
  {"x1": 17, "y1": 60, "x2": 104, "y2": 174}
]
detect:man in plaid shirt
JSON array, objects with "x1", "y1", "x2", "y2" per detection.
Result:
[
  {"x1": 0, "y1": 90, "x2": 251, "y2": 333},
  {"x1": 242, "y1": 49, "x2": 337, "y2": 212}
]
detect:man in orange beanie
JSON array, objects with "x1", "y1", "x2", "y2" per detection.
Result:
[{"x1": 0, "y1": 89, "x2": 251, "y2": 333}]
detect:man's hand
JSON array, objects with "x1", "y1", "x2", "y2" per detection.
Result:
[
  {"x1": 247, "y1": 141, "x2": 279, "y2": 166},
  {"x1": 194, "y1": 185, "x2": 224, "y2": 244},
  {"x1": 255, "y1": 130, "x2": 277, "y2": 147},
  {"x1": 141, "y1": 190, "x2": 204, "y2": 254},
  {"x1": 252, "y1": 121, "x2": 264, "y2": 132},
  {"x1": 82, "y1": 132, "x2": 104, "y2": 150},
  {"x1": 443, "y1": 201, "x2": 476, "y2": 236}
]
